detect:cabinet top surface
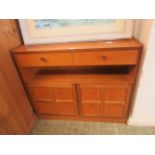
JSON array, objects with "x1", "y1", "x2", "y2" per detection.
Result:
[{"x1": 13, "y1": 38, "x2": 142, "y2": 53}]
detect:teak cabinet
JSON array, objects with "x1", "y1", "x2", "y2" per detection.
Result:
[{"x1": 12, "y1": 39, "x2": 142, "y2": 123}]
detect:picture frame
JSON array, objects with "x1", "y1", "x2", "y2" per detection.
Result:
[{"x1": 19, "y1": 19, "x2": 133, "y2": 45}]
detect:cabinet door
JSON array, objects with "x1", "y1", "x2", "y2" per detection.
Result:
[
  {"x1": 29, "y1": 84, "x2": 78, "y2": 116},
  {"x1": 78, "y1": 85, "x2": 103, "y2": 117},
  {"x1": 103, "y1": 85, "x2": 130, "y2": 118},
  {"x1": 78, "y1": 84, "x2": 130, "y2": 118}
]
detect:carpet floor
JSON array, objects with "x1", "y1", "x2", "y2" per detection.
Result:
[{"x1": 31, "y1": 119, "x2": 155, "y2": 135}]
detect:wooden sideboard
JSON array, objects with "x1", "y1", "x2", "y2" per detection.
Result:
[{"x1": 12, "y1": 39, "x2": 142, "y2": 123}]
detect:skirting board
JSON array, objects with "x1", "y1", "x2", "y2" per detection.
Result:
[{"x1": 128, "y1": 116, "x2": 155, "y2": 127}]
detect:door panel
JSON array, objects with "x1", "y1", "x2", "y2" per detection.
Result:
[
  {"x1": 103, "y1": 86, "x2": 130, "y2": 118},
  {"x1": 81, "y1": 102, "x2": 102, "y2": 117},
  {"x1": 31, "y1": 87, "x2": 52, "y2": 100},
  {"x1": 57, "y1": 101, "x2": 76, "y2": 115},
  {"x1": 104, "y1": 104, "x2": 124, "y2": 117},
  {"x1": 54, "y1": 87, "x2": 74, "y2": 100},
  {"x1": 81, "y1": 88, "x2": 101, "y2": 100},
  {"x1": 36, "y1": 101, "x2": 58, "y2": 115},
  {"x1": 78, "y1": 85, "x2": 103, "y2": 117},
  {"x1": 104, "y1": 87, "x2": 127, "y2": 102},
  {"x1": 54, "y1": 87, "x2": 77, "y2": 115}
]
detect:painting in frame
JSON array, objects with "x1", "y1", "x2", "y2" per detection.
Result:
[{"x1": 19, "y1": 19, "x2": 133, "y2": 45}]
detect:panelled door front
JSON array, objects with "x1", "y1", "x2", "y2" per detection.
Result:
[
  {"x1": 29, "y1": 84, "x2": 78, "y2": 116},
  {"x1": 78, "y1": 84, "x2": 130, "y2": 118},
  {"x1": 77, "y1": 85, "x2": 103, "y2": 117}
]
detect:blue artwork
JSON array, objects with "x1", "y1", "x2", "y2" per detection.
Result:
[{"x1": 34, "y1": 19, "x2": 117, "y2": 29}]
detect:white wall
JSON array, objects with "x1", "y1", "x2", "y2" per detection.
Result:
[{"x1": 128, "y1": 19, "x2": 155, "y2": 126}]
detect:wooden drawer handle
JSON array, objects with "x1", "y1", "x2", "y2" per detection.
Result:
[
  {"x1": 40, "y1": 57, "x2": 47, "y2": 63},
  {"x1": 101, "y1": 56, "x2": 107, "y2": 60}
]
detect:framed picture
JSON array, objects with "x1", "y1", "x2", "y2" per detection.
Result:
[{"x1": 19, "y1": 19, "x2": 133, "y2": 45}]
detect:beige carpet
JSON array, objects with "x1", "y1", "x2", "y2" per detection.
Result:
[{"x1": 32, "y1": 119, "x2": 155, "y2": 135}]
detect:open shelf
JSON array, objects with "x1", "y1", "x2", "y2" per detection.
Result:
[
  {"x1": 37, "y1": 65, "x2": 133, "y2": 74},
  {"x1": 27, "y1": 66, "x2": 134, "y2": 86},
  {"x1": 30, "y1": 74, "x2": 131, "y2": 85}
]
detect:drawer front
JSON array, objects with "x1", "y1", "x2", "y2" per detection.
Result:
[
  {"x1": 73, "y1": 50, "x2": 139, "y2": 66},
  {"x1": 15, "y1": 52, "x2": 73, "y2": 67}
]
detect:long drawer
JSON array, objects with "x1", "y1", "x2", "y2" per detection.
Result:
[
  {"x1": 15, "y1": 52, "x2": 73, "y2": 67},
  {"x1": 73, "y1": 50, "x2": 139, "y2": 66}
]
